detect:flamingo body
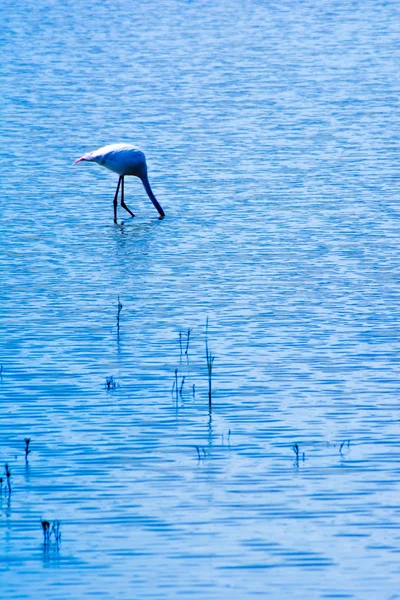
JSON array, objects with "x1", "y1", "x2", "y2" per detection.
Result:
[{"x1": 74, "y1": 143, "x2": 165, "y2": 220}]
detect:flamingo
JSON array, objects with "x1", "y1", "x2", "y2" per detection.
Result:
[{"x1": 73, "y1": 143, "x2": 165, "y2": 221}]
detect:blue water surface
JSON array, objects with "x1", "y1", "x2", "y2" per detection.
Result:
[{"x1": 1, "y1": 1, "x2": 400, "y2": 598}]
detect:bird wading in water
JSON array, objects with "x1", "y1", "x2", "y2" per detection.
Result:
[{"x1": 73, "y1": 143, "x2": 165, "y2": 222}]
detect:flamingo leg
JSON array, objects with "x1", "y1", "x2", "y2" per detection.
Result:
[
  {"x1": 113, "y1": 176, "x2": 122, "y2": 223},
  {"x1": 120, "y1": 176, "x2": 135, "y2": 218}
]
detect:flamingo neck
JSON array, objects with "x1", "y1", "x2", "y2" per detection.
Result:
[{"x1": 141, "y1": 173, "x2": 165, "y2": 218}]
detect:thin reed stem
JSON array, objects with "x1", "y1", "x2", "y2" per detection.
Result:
[
  {"x1": 175, "y1": 368, "x2": 179, "y2": 402},
  {"x1": 205, "y1": 318, "x2": 215, "y2": 408},
  {"x1": 116, "y1": 296, "x2": 123, "y2": 340},
  {"x1": 5, "y1": 464, "x2": 11, "y2": 495},
  {"x1": 185, "y1": 328, "x2": 192, "y2": 355},
  {"x1": 25, "y1": 438, "x2": 31, "y2": 462}
]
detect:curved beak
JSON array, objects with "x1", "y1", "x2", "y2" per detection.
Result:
[{"x1": 73, "y1": 157, "x2": 86, "y2": 165}]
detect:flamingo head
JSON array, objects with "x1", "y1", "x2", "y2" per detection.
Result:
[{"x1": 73, "y1": 152, "x2": 95, "y2": 165}]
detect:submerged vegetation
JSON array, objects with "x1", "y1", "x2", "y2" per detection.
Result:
[
  {"x1": 173, "y1": 321, "x2": 216, "y2": 408},
  {"x1": 0, "y1": 312, "x2": 352, "y2": 562}
]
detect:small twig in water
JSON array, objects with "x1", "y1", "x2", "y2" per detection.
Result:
[
  {"x1": 179, "y1": 376, "x2": 185, "y2": 395},
  {"x1": 41, "y1": 519, "x2": 61, "y2": 546},
  {"x1": 42, "y1": 520, "x2": 51, "y2": 544},
  {"x1": 292, "y1": 443, "x2": 300, "y2": 465},
  {"x1": 5, "y1": 464, "x2": 11, "y2": 494},
  {"x1": 179, "y1": 332, "x2": 183, "y2": 356},
  {"x1": 195, "y1": 447, "x2": 208, "y2": 460},
  {"x1": 175, "y1": 368, "x2": 179, "y2": 402},
  {"x1": 339, "y1": 440, "x2": 350, "y2": 456},
  {"x1": 51, "y1": 520, "x2": 62, "y2": 545},
  {"x1": 116, "y1": 296, "x2": 123, "y2": 337},
  {"x1": 192, "y1": 384, "x2": 195, "y2": 398},
  {"x1": 105, "y1": 376, "x2": 117, "y2": 390},
  {"x1": 185, "y1": 328, "x2": 192, "y2": 355},
  {"x1": 205, "y1": 318, "x2": 215, "y2": 408},
  {"x1": 24, "y1": 438, "x2": 31, "y2": 462}
]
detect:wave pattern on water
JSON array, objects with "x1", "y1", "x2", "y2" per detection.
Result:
[{"x1": 1, "y1": 0, "x2": 400, "y2": 598}]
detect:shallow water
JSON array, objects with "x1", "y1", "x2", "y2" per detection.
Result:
[{"x1": 1, "y1": 0, "x2": 400, "y2": 598}]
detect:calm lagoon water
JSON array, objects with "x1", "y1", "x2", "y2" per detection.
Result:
[{"x1": 1, "y1": 1, "x2": 400, "y2": 598}]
